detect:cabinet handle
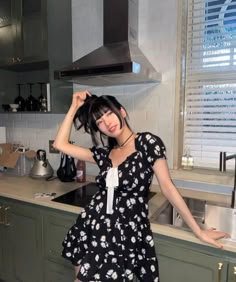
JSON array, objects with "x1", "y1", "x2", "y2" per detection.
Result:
[
  {"x1": 4, "y1": 206, "x2": 10, "y2": 226},
  {"x1": 218, "y1": 262, "x2": 223, "y2": 282},
  {"x1": 0, "y1": 205, "x2": 4, "y2": 225},
  {"x1": 233, "y1": 266, "x2": 236, "y2": 282}
]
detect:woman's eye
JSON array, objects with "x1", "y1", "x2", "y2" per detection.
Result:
[
  {"x1": 107, "y1": 111, "x2": 113, "y2": 116},
  {"x1": 96, "y1": 120, "x2": 102, "y2": 126}
]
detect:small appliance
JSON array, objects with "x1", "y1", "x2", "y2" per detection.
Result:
[{"x1": 30, "y1": 149, "x2": 53, "y2": 179}]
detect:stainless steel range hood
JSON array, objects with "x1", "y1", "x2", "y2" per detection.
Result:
[{"x1": 55, "y1": 0, "x2": 161, "y2": 86}]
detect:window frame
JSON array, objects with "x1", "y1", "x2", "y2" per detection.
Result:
[{"x1": 175, "y1": 0, "x2": 236, "y2": 171}]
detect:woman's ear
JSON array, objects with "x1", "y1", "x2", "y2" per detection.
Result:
[{"x1": 120, "y1": 107, "x2": 127, "y2": 118}]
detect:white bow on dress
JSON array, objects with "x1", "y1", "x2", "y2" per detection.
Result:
[{"x1": 105, "y1": 167, "x2": 119, "y2": 214}]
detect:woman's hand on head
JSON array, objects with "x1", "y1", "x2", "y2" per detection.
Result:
[
  {"x1": 72, "y1": 90, "x2": 91, "y2": 110},
  {"x1": 197, "y1": 228, "x2": 230, "y2": 249}
]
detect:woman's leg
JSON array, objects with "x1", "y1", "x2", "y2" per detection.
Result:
[{"x1": 74, "y1": 265, "x2": 81, "y2": 282}]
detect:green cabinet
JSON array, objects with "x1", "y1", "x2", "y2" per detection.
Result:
[
  {"x1": 154, "y1": 234, "x2": 236, "y2": 282},
  {"x1": 0, "y1": 0, "x2": 72, "y2": 113},
  {"x1": 8, "y1": 202, "x2": 43, "y2": 282},
  {"x1": 0, "y1": 199, "x2": 10, "y2": 281},
  {"x1": 14, "y1": 0, "x2": 48, "y2": 65},
  {"x1": 228, "y1": 262, "x2": 236, "y2": 282},
  {"x1": 0, "y1": 198, "x2": 43, "y2": 282},
  {"x1": 0, "y1": 0, "x2": 48, "y2": 69},
  {"x1": 2, "y1": 195, "x2": 236, "y2": 282},
  {"x1": 0, "y1": 196, "x2": 77, "y2": 282},
  {"x1": 42, "y1": 209, "x2": 77, "y2": 281},
  {"x1": 0, "y1": 1, "x2": 16, "y2": 67},
  {"x1": 156, "y1": 240, "x2": 227, "y2": 282},
  {"x1": 44, "y1": 260, "x2": 75, "y2": 282}
]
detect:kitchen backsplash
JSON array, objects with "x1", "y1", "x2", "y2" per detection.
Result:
[{"x1": 0, "y1": 84, "x2": 175, "y2": 176}]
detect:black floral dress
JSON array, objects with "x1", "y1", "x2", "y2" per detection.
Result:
[{"x1": 62, "y1": 132, "x2": 166, "y2": 281}]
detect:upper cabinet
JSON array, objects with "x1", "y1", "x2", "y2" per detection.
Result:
[
  {"x1": 0, "y1": 0, "x2": 48, "y2": 69},
  {"x1": 0, "y1": 0, "x2": 16, "y2": 67},
  {"x1": 16, "y1": 0, "x2": 48, "y2": 65},
  {"x1": 0, "y1": 0, "x2": 72, "y2": 113}
]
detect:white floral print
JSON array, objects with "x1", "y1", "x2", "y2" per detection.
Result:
[{"x1": 62, "y1": 132, "x2": 166, "y2": 281}]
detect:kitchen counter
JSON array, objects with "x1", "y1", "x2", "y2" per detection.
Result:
[{"x1": 0, "y1": 173, "x2": 235, "y2": 253}]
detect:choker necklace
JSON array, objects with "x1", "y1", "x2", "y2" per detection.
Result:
[{"x1": 119, "y1": 132, "x2": 134, "y2": 148}]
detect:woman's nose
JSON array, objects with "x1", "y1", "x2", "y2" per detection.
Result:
[
  {"x1": 103, "y1": 117, "x2": 111, "y2": 127},
  {"x1": 103, "y1": 119, "x2": 110, "y2": 127}
]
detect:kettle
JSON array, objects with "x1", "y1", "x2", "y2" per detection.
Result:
[{"x1": 30, "y1": 149, "x2": 54, "y2": 179}]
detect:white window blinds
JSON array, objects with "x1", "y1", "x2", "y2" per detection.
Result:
[{"x1": 184, "y1": 0, "x2": 236, "y2": 169}]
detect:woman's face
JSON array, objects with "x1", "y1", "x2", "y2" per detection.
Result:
[{"x1": 95, "y1": 109, "x2": 125, "y2": 137}]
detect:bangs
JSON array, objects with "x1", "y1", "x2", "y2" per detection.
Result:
[
  {"x1": 89, "y1": 96, "x2": 122, "y2": 126},
  {"x1": 91, "y1": 105, "x2": 109, "y2": 121}
]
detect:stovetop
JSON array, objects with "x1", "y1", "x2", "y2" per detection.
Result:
[
  {"x1": 52, "y1": 182, "x2": 98, "y2": 208},
  {"x1": 52, "y1": 182, "x2": 156, "y2": 208}
]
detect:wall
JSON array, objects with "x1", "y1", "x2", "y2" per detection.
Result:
[{"x1": 0, "y1": 0, "x2": 178, "y2": 179}]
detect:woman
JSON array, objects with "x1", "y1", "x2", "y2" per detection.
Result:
[{"x1": 53, "y1": 90, "x2": 229, "y2": 282}]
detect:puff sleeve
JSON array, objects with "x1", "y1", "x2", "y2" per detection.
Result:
[
  {"x1": 90, "y1": 146, "x2": 110, "y2": 169},
  {"x1": 141, "y1": 132, "x2": 166, "y2": 166}
]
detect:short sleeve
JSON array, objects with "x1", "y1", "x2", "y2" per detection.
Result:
[
  {"x1": 141, "y1": 132, "x2": 166, "y2": 166},
  {"x1": 90, "y1": 146, "x2": 110, "y2": 168}
]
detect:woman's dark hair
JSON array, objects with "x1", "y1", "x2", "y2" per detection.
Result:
[{"x1": 73, "y1": 94, "x2": 130, "y2": 147}]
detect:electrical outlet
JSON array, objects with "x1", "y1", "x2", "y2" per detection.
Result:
[{"x1": 49, "y1": 140, "x2": 60, "y2": 154}]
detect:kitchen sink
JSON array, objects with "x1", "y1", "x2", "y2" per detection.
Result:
[
  {"x1": 149, "y1": 197, "x2": 236, "y2": 240},
  {"x1": 149, "y1": 197, "x2": 205, "y2": 230}
]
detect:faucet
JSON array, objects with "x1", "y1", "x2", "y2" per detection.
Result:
[{"x1": 219, "y1": 152, "x2": 236, "y2": 208}]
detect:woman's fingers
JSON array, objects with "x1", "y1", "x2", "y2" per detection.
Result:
[
  {"x1": 206, "y1": 228, "x2": 231, "y2": 239},
  {"x1": 74, "y1": 90, "x2": 90, "y2": 100},
  {"x1": 72, "y1": 90, "x2": 91, "y2": 108},
  {"x1": 198, "y1": 229, "x2": 231, "y2": 249}
]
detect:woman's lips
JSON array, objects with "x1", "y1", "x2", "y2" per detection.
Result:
[{"x1": 108, "y1": 125, "x2": 117, "y2": 133}]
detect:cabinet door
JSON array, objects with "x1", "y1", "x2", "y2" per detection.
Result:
[
  {"x1": 43, "y1": 210, "x2": 77, "y2": 265},
  {"x1": 44, "y1": 260, "x2": 75, "y2": 282},
  {"x1": 0, "y1": 0, "x2": 17, "y2": 66},
  {"x1": 155, "y1": 240, "x2": 228, "y2": 282},
  {"x1": 7, "y1": 201, "x2": 43, "y2": 282},
  {"x1": 43, "y1": 210, "x2": 77, "y2": 281},
  {"x1": 228, "y1": 262, "x2": 236, "y2": 282},
  {"x1": 17, "y1": 0, "x2": 48, "y2": 63},
  {"x1": 0, "y1": 200, "x2": 10, "y2": 281}
]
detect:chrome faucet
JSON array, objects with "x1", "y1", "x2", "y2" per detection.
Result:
[{"x1": 219, "y1": 152, "x2": 236, "y2": 209}]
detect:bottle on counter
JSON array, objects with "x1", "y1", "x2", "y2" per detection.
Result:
[
  {"x1": 181, "y1": 148, "x2": 194, "y2": 170},
  {"x1": 76, "y1": 159, "x2": 86, "y2": 183},
  {"x1": 187, "y1": 150, "x2": 194, "y2": 170},
  {"x1": 181, "y1": 151, "x2": 188, "y2": 169}
]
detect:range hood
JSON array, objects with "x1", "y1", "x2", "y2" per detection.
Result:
[{"x1": 55, "y1": 0, "x2": 161, "y2": 86}]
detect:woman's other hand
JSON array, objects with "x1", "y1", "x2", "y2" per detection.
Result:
[
  {"x1": 71, "y1": 90, "x2": 91, "y2": 110},
  {"x1": 197, "y1": 228, "x2": 231, "y2": 249}
]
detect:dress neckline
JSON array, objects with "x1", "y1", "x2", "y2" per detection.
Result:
[{"x1": 108, "y1": 133, "x2": 140, "y2": 169}]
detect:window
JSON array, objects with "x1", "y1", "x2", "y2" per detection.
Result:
[{"x1": 183, "y1": 0, "x2": 236, "y2": 169}]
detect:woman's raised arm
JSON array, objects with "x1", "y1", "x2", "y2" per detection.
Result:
[{"x1": 53, "y1": 91, "x2": 95, "y2": 163}]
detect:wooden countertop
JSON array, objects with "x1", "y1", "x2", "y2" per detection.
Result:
[{"x1": 0, "y1": 173, "x2": 235, "y2": 253}]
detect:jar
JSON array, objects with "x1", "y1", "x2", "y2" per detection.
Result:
[{"x1": 76, "y1": 160, "x2": 86, "y2": 183}]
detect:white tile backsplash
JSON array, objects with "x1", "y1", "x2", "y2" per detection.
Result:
[
  {"x1": 0, "y1": 127, "x2": 6, "y2": 143},
  {"x1": 0, "y1": 0, "x2": 178, "y2": 174}
]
